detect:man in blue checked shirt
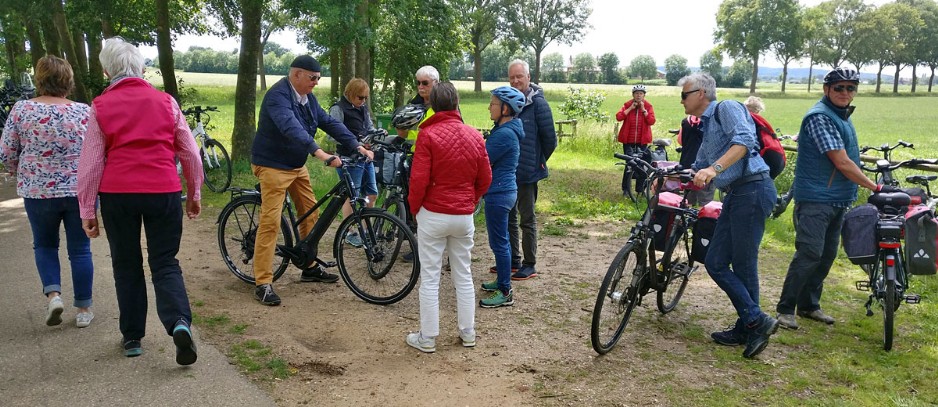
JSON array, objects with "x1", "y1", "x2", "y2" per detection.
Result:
[
  {"x1": 774, "y1": 68, "x2": 890, "y2": 332},
  {"x1": 678, "y1": 72, "x2": 778, "y2": 359}
]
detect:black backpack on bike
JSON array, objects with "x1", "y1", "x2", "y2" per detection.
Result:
[{"x1": 841, "y1": 204, "x2": 879, "y2": 265}]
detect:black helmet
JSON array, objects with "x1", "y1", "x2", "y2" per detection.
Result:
[
  {"x1": 390, "y1": 104, "x2": 427, "y2": 129},
  {"x1": 824, "y1": 67, "x2": 860, "y2": 85}
]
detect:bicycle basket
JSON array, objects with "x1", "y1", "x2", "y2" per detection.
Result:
[{"x1": 375, "y1": 150, "x2": 404, "y2": 186}]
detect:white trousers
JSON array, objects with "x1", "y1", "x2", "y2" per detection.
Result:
[{"x1": 415, "y1": 208, "x2": 476, "y2": 337}]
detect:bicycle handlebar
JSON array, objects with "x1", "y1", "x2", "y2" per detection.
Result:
[
  {"x1": 860, "y1": 140, "x2": 914, "y2": 154},
  {"x1": 860, "y1": 158, "x2": 938, "y2": 173}
]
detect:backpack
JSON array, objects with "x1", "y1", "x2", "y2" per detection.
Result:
[
  {"x1": 841, "y1": 204, "x2": 879, "y2": 265},
  {"x1": 904, "y1": 205, "x2": 938, "y2": 275},
  {"x1": 714, "y1": 101, "x2": 786, "y2": 179}
]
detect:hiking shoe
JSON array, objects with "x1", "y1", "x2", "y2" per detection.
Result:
[
  {"x1": 711, "y1": 322, "x2": 745, "y2": 346},
  {"x1": 489, "y1": 264, "x2": 520, "y2": 274},
  {"x1": 511, "y1": 265, "x2": 538, "y2": 281},
  {"x1": 254, "y1": 284, "x2": 281, "y2": 306},
  {"x1": 480, "y1": 290, "x2": 514, "y2": 308},
  {"x1": 798, "y1": 309, "x2": 835, "y2": 325},
  {"x1": 777, "y1": 313, "x2": 799, "y2": 330},
  {"x1": 300, "y1": 265, "x2": 339, "y2": 283},
  {"x1": 405, "y1": 332, "x2": 436, "y2": 353},
  {"x1": 173, "y1": 319, "x2": 198, "y2": 366},
  {"x1": 743, "y1": 314, "x2": 780, "y2": 359},
  {"x1": 46, "y1": 296, "x2": 64, "y2": 326},
  {"x1": 345, "y1": 232, "x2": 363, "y2": 248},
  {"x1": 459, "y1": 329, "x2": 476, "y2": 348},
  {"x1": 76, "y1": 311, "x2": 94, "y2": 328},
  {"x1": 123, "y1": 339, "x2": 143, "y2": 357},
  {"x1": 402, "y1": 251, "x2": 415, "y2": 263},
  {"x1": 481, "y1": 280, "x2": 499, "y2": 292}
]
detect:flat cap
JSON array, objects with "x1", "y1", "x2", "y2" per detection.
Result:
[{"x1": 290, "y1": 55, "x2": 321, "y2": 72}]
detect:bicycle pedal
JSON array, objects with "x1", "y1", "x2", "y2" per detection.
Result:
[
  {"x1": 320, "y1": 260, "x2": 337, "y2": 268},
  {"x1": 905, "y1": 294, "x2": 921, "y2": 304},
  {"x1": 855, "y1": 281, "x2": 871, "y2": 291}
]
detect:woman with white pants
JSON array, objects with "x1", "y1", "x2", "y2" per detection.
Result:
[{"x1": 405, "y1": 82, "x2": 492, "y2": 353}]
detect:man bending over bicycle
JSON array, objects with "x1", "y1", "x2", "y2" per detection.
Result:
[{"x1": 251, "y1": 55, "x2": 374, "y2": 306}]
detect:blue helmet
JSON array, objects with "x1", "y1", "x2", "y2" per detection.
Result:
[{"x1": 490, "y1": 86, "x2": 526, "y2": 114}]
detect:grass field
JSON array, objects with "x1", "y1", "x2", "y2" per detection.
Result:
[{"x1": 165, "y1": 72, "x2": 938, "y2": 405}]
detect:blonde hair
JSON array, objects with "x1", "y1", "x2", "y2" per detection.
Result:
[{"x1": 343, "y1": 78, "x2": 369, "y2": 101}]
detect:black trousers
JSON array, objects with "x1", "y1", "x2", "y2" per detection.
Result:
[
  {"x1": 100, "y1": 192, "x2": 191, "y2": 341},
  {"x1": 622, "y1": 144, "x2": 651, "y2": 194}
]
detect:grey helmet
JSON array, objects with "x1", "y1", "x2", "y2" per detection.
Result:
[{"x1": 391, "y1": 104, "x2": 427, "y2": 129}]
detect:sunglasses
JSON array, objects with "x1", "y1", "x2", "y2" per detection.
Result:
[
  {"x1": 357, "y1": 95, "x2": 368, "y2": 101},
  {"x1": 305, "y1": 74, "x2": 321, "y2": 82},
  {"x1": 832, "y1": 84, "x2": 857, "y2": 93},
  {"x1": 416, "y1": 80, "x2": 433, "y2": 87},
  {"x1": 681, "y1": 89, "x2": 701, "y2": 100}
]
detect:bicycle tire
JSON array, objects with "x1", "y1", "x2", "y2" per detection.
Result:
[
  {"x1": 381, "y1": 192, "x2": 409, "y2": 224},
  {"x1": 202, "y1": 138, "x2": 232, "y2": 192},
  {"x1": 883, "y1": 273, "x2": 896, "y2": 351},
  {"x1": 657, "y1": 226, "x2": 693, "y2": 314},
  {"x1": 218, "y1": 196, "x2": 292, "y2": 284},
  {"x1": 591, "y1": 241, "x2": 644, "y2": 354},
  {"x1": 623, "y1": 168, "x2": 638, "y2": 203},
  {"x1": 334, "y1": 208, "x2": 419, "y2": 305}
]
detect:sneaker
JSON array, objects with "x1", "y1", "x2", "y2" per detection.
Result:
[
  {"x1": 46, "y1": 296, "x2": 64, "y2": 326},
  {"x1": 402, "y1": 251, "x2": 415, "y2": 263},
  {"x1": 76, "y1": 311, "x2": 94, "y2": 328},
  {"x1": 777, "y1": 313, "x2": 799, "y2": 330},
  {"x1": 489, "y1": 265, "x2": 520, "y2": 274},
  {"x1": 459, "y1": 329, "x2": 476, "y2": 348},
  {"x1": 345, "y1": 232, "x2": 363, "y2": 248},
  {"x1": 254, "y1": 284, "x2": 281, "y2": 306},
  {"x1": 300, "y1": 265, "x2": 339, "y2": 283},
  {"x1": 173, "y1": 319, "x2": 198, "y2": 366},
  {"x1": 743, "y1": 314, "x2": 780, "y2": 359},
  {"x1": 797, "y1": 309, "x2": 835, "y2": 325},
  {"x1": 123, "y1": 339, "x2": 143, "y2": 357},
  {"x1": 405, "y1": 332, "x2": 436, "y2": 353},
  {"x1": 481, "y1": 280, "x2": 499, "y2": 292},
  {"x1": 710, "y1": 321, "x2": 745, "y2": 346},
  {"x1": 511, "y1": 265, "x2": 538, "y2": 281},
  {"x1": 480, "y1": 289, "x2": 514, "y2": 308}
]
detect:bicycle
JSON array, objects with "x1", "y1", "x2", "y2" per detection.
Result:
[
  {"x1": 216, "y1": 155, "x2": 419, "y2": 305},
  {"x1": 591, "y1": 154, "x2": 701, "y2": 354},
  {"x1": 182, "y1": 106, "x2": 232, "y2": 193},
  {"x1": 860, "y1": 141, "x2": 915, "y2": 186},
  {"x1": 1, "y1": 76, "x2": 36, "y2": 125},
  {"x1": 770, "y1": 133, "x2": 796, "y2": 219},
  {"x1": 368, "y1": 130, "x2": 415, "y2": 228},
  {"x1": 620, "y1": 138, "x2": 673, "y2": 203}
]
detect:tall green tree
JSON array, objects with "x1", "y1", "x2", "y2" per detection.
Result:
[
  {"x1": 507, "y1": 0, "x2": 591, "y2": 83},
  {"x1": 814, "y1": 0, "x2": 869, "y2": 69},
  {"x1": 802, "y1": 5, "x2": 827, "y2": 92},
  {"x1": 715, "y1": 0, "x2": 799, "y2": 93},
  {"x1": 50, "y1": 0, "x2": 89, "y2": 102},
  {"x1": 898, "y1": 0, "x2": 938, "y2": 93},
  {"x1": 597, "y1": 52, "x2": 620, "y2": 84},
  {"x1": 541, "y1": 52, "x2": 566, "y2": 83},
  {"x1": 570, "y1": 52, "x2": 595, "y2": 83},
  {"x1": 769, "y1": 4, "x2": 805, "y2": 93},
  {"x1": 880, "y1": 2, "x2": 923, "y2": 93},
  {"x1": 699, "y1": 49, "x2": 724, "y2": 85},
  {"x1": 628, "y1": 55, "x2": 656, "y2": 82},
  {"x1": 461, "y1": 0, "x2": 509, "y2": 92},
  {"x1": 259, "y1": 1, "x2": 297, "y2": 90},
  {"x1": 663, "y1": 54, "x2": 689, "y2": 86}
]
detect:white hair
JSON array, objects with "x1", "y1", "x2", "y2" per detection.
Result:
[
  {"x1": 415, "y1": 65, "x2": 439, "y2": 82},
  {"x1": 744, "y1": 96, "x2": 765, "y2": 114},
  {"x1": 508, "y1": 59, "x2": 530, "y2": 75},
  {"x1": 99, "y1": 37, "x2": 145, "y2": 79}
]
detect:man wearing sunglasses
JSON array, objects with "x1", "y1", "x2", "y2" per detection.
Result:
[
  {"x1": 775, "y1": 67, "x2": 887, "y2": 331},
  {"x1": 250, "y1": 55, "x2": 374, "y2": 306}
]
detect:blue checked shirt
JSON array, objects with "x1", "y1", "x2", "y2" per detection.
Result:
[
  {"x1": 802, "y1": 114, "x2": 845, "y2": 154},
  {"x1": 693, "y1": 100, "x2": 769, "y2": 189}
]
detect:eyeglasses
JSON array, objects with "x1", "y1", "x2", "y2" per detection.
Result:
[
  {"x1": 416, "y1": 80, "x2": 433, "y2": 87},
  {"x1": 832, "y1": 84, "x2": 857, "y2": 93},
  {"x1": 681, "y1": 89, "x2": 701, "y2": 100},
  {"x1": 357, "y1": 95, "x2": 368, "y2": 101},
  {"x1": 305, "y1": 74, "x2": 321, "y2": 82}
]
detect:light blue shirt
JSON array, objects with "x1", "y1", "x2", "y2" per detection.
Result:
[{"x1": 693, "y1": 100, "x2": 769, "y2": 189}]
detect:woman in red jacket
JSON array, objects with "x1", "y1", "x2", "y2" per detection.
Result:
[
  {"x1": 616, "y1": 84, "x2": 656, "y2": 196},
  {"x1": 405, "y1": 82, "x2": 492, "y2": 353}
]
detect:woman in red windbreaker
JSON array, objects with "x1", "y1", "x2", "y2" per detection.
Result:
[{"x1": 616, "y1": 84, "x2": 656, "y2": 196}]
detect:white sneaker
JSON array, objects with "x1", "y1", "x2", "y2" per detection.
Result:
[
  {"x1": 459, "y1": 329, "x2": 476, "y2": 348},
  {"x1": 405, "y1": 332, "x2": 436, "y2": 353},
  {"x1": 76, "y1": 311, "x2": 94, "y2": 328},
  {"x1": 46, "y1": 296, "x2": 64, "y2": 326}
]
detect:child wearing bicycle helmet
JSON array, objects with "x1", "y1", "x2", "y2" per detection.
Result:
[{"x1": 616, "y1": 84, "x2": 656, "y2": 196}]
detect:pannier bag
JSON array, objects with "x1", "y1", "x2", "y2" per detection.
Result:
[
  {"x1": 841, "y1": 204, "x2": 879, "y2": 265},
  {"x1": 651, "y1": 192, "x2": 682, "y2": 251},
  {"x1": 374, "y1": 150, "x2": 403, "y2": 186},
  {"x1": 691, "y1": 200, "x2": 723, "y2": 263},
  {"x1": 904, "y1": 204, "x2": 938, "y2": 275}
]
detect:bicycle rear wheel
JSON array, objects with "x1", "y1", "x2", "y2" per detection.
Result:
[
  {"x1": 334, "y1": 208, "x2": 419, "y2": 305},
  {"x1": 217, "y1": 196, "x2": 292, "y2": 284},
  {"x1": 202, "y1": 138, "x2": 232, "y2": 192},
  {"x1": 657, "y1": 227, "x2": 694, "y2": 314},
  {"x1": 883, "y1": 274, "x2": 896, "y2": 351},
  {"x1": 591, "y1": 241, "x2": 644, "y2": 354}
]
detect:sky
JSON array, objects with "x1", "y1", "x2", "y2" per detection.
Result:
[{"x1": 139, "y1": 0, "x2": 901, "y2": 75}]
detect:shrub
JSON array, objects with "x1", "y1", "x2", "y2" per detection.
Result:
[{"x1": 558, "y1": 87, "x2": 608, "y2": 122}]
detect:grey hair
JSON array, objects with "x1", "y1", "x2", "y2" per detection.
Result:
[
  {"x1": 415, "y1": 65, "x2": 440, "y2": 82},
  {"x1": 99, "y1": 37, "x2": 145, "y2": 79},
  {"x1": 744, "y1": 96, "x2": 765, "y2": 114},
  {"x1": 677, "y1": 73, "x2": 717, "y2": 102},
  {"x1": 508, "y1": 59, "x2": 530, "y2": 75}
]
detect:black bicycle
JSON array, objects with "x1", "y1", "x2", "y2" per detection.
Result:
[
  {"x1": 591, "y1": 154, "x2": 700, "y2": 354},
  {"x1": 860, "y1": 141, "x2": 915, "y2": 187},
  {"x1": 216, "y1": 155, "x2": 419, "y2": 305},
  {"x1": 621, "y1": 138, "x2": 673, "y2": 203},
  {"x1": 770, "y1": 133, "x2": 796, "y2": 219},
  {"x1": 182, "y1": 106, "x2": 232, "y2": 192},
  {"x1": 369, "y1": 131, "x2": 414, "y2": 228},
  {"x1": 1, "y1": 77, "x2": 36, "y2": 125}
]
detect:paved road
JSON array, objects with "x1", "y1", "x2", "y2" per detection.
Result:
[{"x1": 0, "y1": 177, "x2": 275, "y2": 406}]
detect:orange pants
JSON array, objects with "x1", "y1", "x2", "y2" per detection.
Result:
[{"x1": 251, "y1": 164, "x2": 319, "y2": 285}]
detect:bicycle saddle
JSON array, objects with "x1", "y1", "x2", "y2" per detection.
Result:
[
  {"x1": 653, "y1": 138, "x2": 672, "y2": 147},
  {"x1": 868, "y1": 192, "x2": 911, "y2": 213}
]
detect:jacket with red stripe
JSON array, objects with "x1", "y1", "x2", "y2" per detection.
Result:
[{"x1": 616, "y1": 99, "x2": 656, "y2": 145}]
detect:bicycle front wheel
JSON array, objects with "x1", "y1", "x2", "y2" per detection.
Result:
[
  {"x1": 202, "y1": 138, "x2": 232, "y2": 192},
  {"x1": 657, "y1": 227, "x2": 694, "y2": 314},
  {"x1": 217, "y1": 196, "x2": 292, "y2": 284},
  {"x1": 334, "y1": 208, "x2": 419, "y2": 305},
  {"x1": 591, "y1": 241, "x2": 644, "y2": 354}
]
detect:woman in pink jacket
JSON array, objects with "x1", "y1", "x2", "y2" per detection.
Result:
[
  {"x1": 405, "y1": 82, "x2": 492, "y2": 353},
  {"x1": 616, "y1": 84, "x2": 656, "y2": 196}
]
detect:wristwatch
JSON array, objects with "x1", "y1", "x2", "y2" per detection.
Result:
[{"x1": 713, "y1": 163, "x2": 725, "y2": 173}]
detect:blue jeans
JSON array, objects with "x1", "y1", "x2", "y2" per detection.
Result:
[
  {"x1": 485, "y1": 190, "x2": 517, "y2": 293},
  {"x1": 337, "y1": 161, "x2": 378, "y2": 199},
  {"x1": 776, "y1": 202, "x2": 845, "y2": 315},
  {"x1": 23, "y1": 197, "x2": 94, "y2": 308},
  {"x1": 705, "y1": 176, "x2": 776, "y2": 326},
  {"x1": 508, "y1": 183, "x2": 538, "y2": 267}
]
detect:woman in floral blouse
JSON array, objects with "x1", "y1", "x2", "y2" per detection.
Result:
[{"x1": 0, "y1": 56, "x2": 94, "y2": 328}]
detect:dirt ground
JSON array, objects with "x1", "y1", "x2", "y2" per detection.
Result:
[{"x1": 180, "y1": 210, "x2": 756, "y2": 406}]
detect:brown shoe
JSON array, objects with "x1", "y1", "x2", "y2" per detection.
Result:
[{"x1": 797, "y1": 309, "x2": 835, "y2": 325}]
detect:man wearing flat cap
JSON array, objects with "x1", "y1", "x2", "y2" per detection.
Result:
[{"x1": 251, "y1": 55, "x2": 374, "y2": 306}]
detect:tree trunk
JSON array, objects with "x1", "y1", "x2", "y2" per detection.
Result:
[
  {"x1": 354, "y1": 0, "x2": 372, "y2": 86},
  {"x1": 259, "y1": 29, "x2": 273, "y2": 91},
  {"x1": 749, "y1": 56, "x2": 758, "y2": 94},
  {"x1": 341, "y1": 43, "x2": 355, "y2": 96},
  {"x1": 876, "y1": 64, "x2": 884, "y2": 93},
  {"x1": 71, "y1": 29, "x2": 89, "y2": 79},
  {"x1": 50, "y1": 0, "x2": 88, "y2": 102},
  {"x1": 473, "y1": 46, "x2": 482, "y2": 92},
  {"x1": 25, "y1": 18, "x2": 45, "y2": 69},
  {"x1": 780, "y1": 62, "x2": 788, "y2": 93},
  {"x1": 100, "y1": 17, "x2": 115, "y2": 39},
  {"x1": 155, "y1": 0, "x2": 179, "y2": 103},
  {"x1": 41, "y1": 15, "x2": 61, "y2": 57},
  {"x1": 893, "y1": 65, "x2": 900, "y2": 93},
  {"x1": 87, "y1": 26, "x2": 103, "y2": 88},
  {"x1": 807, "y1": 58, "x2": 814, "y2": 93},
  {"x1": 911, "y1": 65, "x2": 918, "y2": 93},
  {"x1": 929, "y1": 66, "x2": 935, "y2": 93},
  {"x1": 231, "y1": 0, "x2": 263, "y2": 162},
  {"x1": 532, "y1": 48, "x2": 543, "y2": 84},
  {"x1": 330, "y1": 50, "x2": 340, "y2": 99}
]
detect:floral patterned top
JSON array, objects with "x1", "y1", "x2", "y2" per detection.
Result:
[{"x1": 0, "y1": 100, "x2": 91, "y2": 199}]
